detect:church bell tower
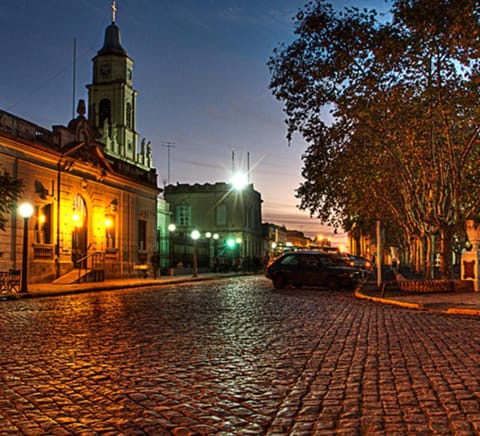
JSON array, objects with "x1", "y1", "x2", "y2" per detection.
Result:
[{"x1": 87, "y1": 1, "x2": 146, "y2": 167}]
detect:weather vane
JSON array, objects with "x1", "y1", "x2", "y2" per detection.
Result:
[{"x1": 111, "y1": 0, "x2": 117, "y2": 23}]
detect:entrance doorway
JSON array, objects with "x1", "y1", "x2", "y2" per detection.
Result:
[{"x1": 72, "y1": 194, "x2": 88, "y2": 268}]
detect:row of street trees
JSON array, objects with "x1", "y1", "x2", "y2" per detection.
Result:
[{"x1": 269, "y1": 0, "x2": 480, "y2": 279}]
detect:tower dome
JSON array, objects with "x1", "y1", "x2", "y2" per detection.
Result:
[{"x1": 97, "y1": 22, "x2": 127, "y2": 56}]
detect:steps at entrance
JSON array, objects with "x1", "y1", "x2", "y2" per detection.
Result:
[{"x1": 52, "y1": 269, "x2": 91, "y2": 284}]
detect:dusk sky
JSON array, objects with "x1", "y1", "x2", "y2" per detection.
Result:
[{"x1": 1, "y1": 1, "x2": 389, "y2": 246}]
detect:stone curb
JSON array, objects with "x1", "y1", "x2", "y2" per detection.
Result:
[
  {"x1": 355, "y1": 287, "x2": 480, "y2": 317},
  {"x1": 445, "y1": 307, "x2": 480, "y2": 316},
  {"x1": 354, "y1": 288, "x2": 424, "y2": 310}
]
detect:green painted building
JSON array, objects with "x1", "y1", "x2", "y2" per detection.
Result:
[{"x1": 164, "y1": 182, "x2": 263, "y2": 272}]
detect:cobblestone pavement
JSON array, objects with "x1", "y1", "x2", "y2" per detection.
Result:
[{"x1": 1, "y1": 276, "x2": 480, "y2": 435}]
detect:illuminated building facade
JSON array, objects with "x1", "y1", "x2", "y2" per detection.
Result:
[
  {"x1": 164, "y1": 182, "x2": 263, "y2": 270},
  {"x1": 0, "y1": 13, "x2": 159, "y2": 284}
]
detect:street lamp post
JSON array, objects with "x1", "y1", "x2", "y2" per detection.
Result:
[
  {"x1": 205, "y1": 232, "x2": 212, "y2": 270},
  {"x1": 235, "y1": 237, "x2": 242, "y2": 271},
  {"x1": 213, "y1": 233, "x2": 219, "y2": 271},
  {"x1": 168, "y1": 223, "x2": 176, "y2": 276},
  {"x1": 191, "y1": 229, "x2": 200, "y2": 278},
  {"x1": 19, "y1": 202, "x2": 34, "y2": 293}
]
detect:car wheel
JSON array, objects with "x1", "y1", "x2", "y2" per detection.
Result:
[
  {"x1": 272, "y1": 274, "x2": 286, "y2": 289},
  {"x1": 326, "y1": 276, "x2": 339, "y2": 290}
]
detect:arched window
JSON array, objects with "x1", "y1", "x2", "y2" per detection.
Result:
[
  {"x1": 72, "y1": 194, "x2": 87, "y2": 229},
  {"x1": 99, "y1": 99, "x2": 111, "y2": 130}
]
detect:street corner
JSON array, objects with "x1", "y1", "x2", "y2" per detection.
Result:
[
  {"x1": 355, "y1": 285, "x2": 480, "y2": 316},
  {"x1": 354, "y1": 286, "x2": 424, "y2": 310}
]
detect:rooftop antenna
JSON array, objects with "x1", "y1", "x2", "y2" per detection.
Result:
[
  {"x1": 160, "y1": 141, "x2": 176, "y2": 185},
  {"x1": 247, "y1": 151, "x2": 250, "y2": 183},
  {"x1": 72, "y1": 37, "x2": 76, "y2": 119}
]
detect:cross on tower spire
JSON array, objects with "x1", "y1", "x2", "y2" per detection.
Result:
[{"x1": 111, "y1": 0, "x2": 117, "y2": 23}]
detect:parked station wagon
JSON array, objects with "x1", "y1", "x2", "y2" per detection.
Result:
[{"x1": 265, "y1": 251, "x2": 363, "y2": 290}]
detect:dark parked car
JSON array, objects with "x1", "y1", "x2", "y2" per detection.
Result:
[
  {"x1": 345, "y1": 254, "x2": 373, "y2": 278},
  {"x1": 347, "y1": 254, "x2": 373, "y2": 271},
  {"x1": 265, "y1": 251, "x2": 363, "y2": 290}
]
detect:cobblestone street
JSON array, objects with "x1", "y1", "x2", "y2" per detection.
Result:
[{"x1": 1, "y1": 275, "x2": 480, "y2": 435}]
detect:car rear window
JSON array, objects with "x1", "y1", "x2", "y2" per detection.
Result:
[{"x1": 280, "y1": 254, "x2": 300, "y2": 265}]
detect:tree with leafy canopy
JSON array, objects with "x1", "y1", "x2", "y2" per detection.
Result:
[
  {"x1": 269, "y1": 0, "x2": 480, "y2": 279},
  {"x1": 0, "y1": 170, "x2": 24, "y2": 231}
]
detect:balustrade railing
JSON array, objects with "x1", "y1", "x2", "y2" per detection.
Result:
[{"x1": 33, "y1": 244, "x2": 54, "y2": 260}]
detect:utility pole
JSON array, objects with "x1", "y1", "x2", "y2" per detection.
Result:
[
  {"x1": 72, "y1": 37, "x2": 76, "y2": 119},
  {"x1": 160, "y1": 141, "x2": 176, "y2": 185}
]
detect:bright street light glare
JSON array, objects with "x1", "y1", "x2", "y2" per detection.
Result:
[
  {"x1": 19, "y1": 202, "x2": 34, "y2": 218},
  {"x1": 231, "y1": 172, "x2": 248, "y2": 191}
]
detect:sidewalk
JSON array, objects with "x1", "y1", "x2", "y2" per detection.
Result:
[
  {"x1": 1, "y1": 272, "x2": 246, "y2": 300},
  {"x1": 356, "y1": 279, "x2": 480, "y2": 316}
]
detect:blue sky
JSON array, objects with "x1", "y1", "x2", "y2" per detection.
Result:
[{"x1": 1, "y1": 1, "x2": 389, "y2": 245}]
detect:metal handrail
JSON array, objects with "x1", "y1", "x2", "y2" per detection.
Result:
[{"x1": 75, "y1": 251, "x2": 105, "y2": 282}]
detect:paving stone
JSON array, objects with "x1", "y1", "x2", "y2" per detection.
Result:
[{"x1": 1, "y1": 276, "x2": 480, "y2": 433}]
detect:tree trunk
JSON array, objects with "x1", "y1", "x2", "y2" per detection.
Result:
[
  {"x1": 410, "y1": 236, "x2": 422, "y2": 275},
  {"x1": 424, "y1": 235, "x2": 433, "y2": 279},
  {"x1": 439, "y1": 225, "x2": 454, "y2": 279}
]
